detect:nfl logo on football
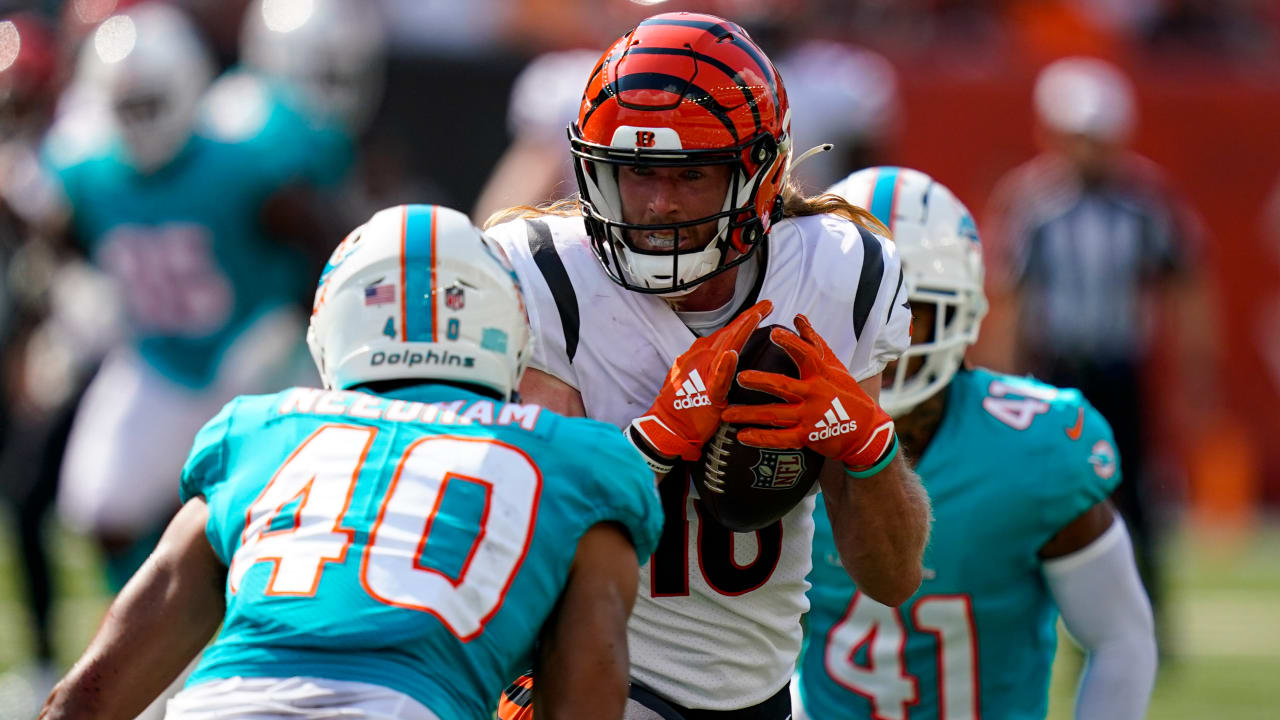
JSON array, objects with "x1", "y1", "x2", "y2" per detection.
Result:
[
  {"x1": 751, "y1": 451, "x2": 806, "y2": 490},
  {"x1": 445, "y1": 286, "x2": 465, "y2": 310}
]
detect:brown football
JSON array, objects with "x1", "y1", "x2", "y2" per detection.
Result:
[{"x1": 691, "y1": 324, "x2": 825, "y2": 532}]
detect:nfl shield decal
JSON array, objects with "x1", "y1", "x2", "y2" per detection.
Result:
[
  {"x1": 752, "y1": 451, "x2": 806, "y2": 489},
  {"x1": 445, "y1": 285, "x2": 465, "y2": 310}
]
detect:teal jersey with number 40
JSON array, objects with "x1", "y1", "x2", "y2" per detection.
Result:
[
  {"x1": 181, "y1": 384, "x2": 663, "y2": 720},
  {"x1": 797, "y1": 368, "x2": 1121, "y2": 720}
]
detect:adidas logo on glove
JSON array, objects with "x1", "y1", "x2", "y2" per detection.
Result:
[
  {"x1": 810, "y1": 397, "x2": 858, "y2": 441},
  {"x1": 672, "y1": 370, "x2": 712, "y2": 409}
]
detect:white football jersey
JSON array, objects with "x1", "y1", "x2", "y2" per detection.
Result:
[{"x1": 487, "y1": 212, "x2": 910, "y2": 710}]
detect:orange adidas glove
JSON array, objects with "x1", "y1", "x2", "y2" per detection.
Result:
[
  {"x1": 721, "y1": 314, "x2": 897, "y2": 474},
  {"x1": 627, "y1": 299, "x2": 773, "y2": 469}
]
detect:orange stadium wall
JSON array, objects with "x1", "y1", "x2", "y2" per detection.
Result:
[{"x1": 882, "y1": 55, "x2": 1280, "y2": 513}]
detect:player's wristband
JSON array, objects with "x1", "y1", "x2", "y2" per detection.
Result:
[
  {"x1": 624, "y1": 424, "x2": 675, "y2": 475},
  {"x1": 844, "y1": 433, "x2": 899, "y2": 479}
]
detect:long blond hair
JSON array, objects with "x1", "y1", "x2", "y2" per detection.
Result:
[{"x1": 482, "y1": 181, "x2": 889, "y2": 237}]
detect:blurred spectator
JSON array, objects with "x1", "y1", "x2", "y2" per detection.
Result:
[
  {"x1": 379, "y1": 0, "x2": 509, "y2": 57},
  {"x1": 1142, "y1": 0, "x2": 1274, "y2": 56},
  {"x1": 234, "y1": 0, "x2": 384, "y2": 228},
  {"x1": 471, "y1": 47, "x2": 597, "y2": 223},
  {"x1": 178, "y1": 0, "x2": 255, "y2": 68},
  {"x1": 240, "y1": 0, "x2": 385, "y2": 137},
  {"x1": 40, "y1": 2, "x2": 339, "y2": 612},
  {"x1": 0, "y1": 11, "x2": 67, "y2": 704},
  {"x1": 984, "y1": 56, "x2": 1200, "y2": 646},
  {"x1": 777, "y1": 40, "x2": 900, "y2": 192}
]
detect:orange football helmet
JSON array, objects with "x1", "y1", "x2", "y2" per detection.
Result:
[
  {"x1": 497, "y1": 672, "x2": 535, "y2": 720},
  {"x1": 570, "y1": 12, "x2": 792, "y2": 294}
]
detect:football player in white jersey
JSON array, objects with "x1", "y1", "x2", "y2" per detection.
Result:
[{"x1": 487, "y1": 12, "x2": 930, "y2": 719}]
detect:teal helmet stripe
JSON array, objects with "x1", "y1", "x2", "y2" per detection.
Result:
[
  {"x1": 869, "y1": 166, "x2": 900, "y2": 232},
  {"x1": 403, "y1": 204, "x2": 436, "y2": 342}
]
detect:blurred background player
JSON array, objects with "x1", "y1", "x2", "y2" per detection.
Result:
[
  {"x1": 235, "y1": 0, "x2": 389, "y2": 227},
  {"x1": 40, "y1": 203, "x2": 664, "y2": 720},
  {"x1": 41, "y1": 2, "x2": 345, "y2": 594},
  {"x1": 773, "y1": 40, "x2": 899, "y2": 192},
  {"x1": 472, "y1": 47, "x2": 598, "y2": 224},
  {"x1": 240, "y1": 0, "x2": 385, "y2": 137},
  {"x1": 983, "y1": 56, "x2": 1200, "y2": 642},
  {"x1": 794, "y1": 166, "x2": 1157, "y2": 720},
  {"x1": 0, "y1": 11, "x2": 78, "y2": 701}
]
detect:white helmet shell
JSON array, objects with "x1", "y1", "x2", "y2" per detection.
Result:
[
  {"x1": 241, "y1": 0, "x2": 386, "y2": 133},
  {"x1": 78, "y1": 3, "x2": 214, "y2": 172},
  {"x1": 828, "y1": 167, "x2": 988, "y2": 417},
  {"x1": 307, "y1": 204, "x2": 534, "y2": 399}
]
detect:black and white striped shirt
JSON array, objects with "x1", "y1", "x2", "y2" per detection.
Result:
[{"x1": 990, "y1": 153, "x2": 1189, "y2": 362}]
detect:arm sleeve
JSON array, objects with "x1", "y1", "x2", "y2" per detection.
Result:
[{"x1": 1042, "y1": 518, "x2": 1157, "y2": 720}]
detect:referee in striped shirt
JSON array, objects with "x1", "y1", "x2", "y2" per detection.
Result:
[{"x1": 986, "y1": 57, "x2": 1197, "y2": 646}]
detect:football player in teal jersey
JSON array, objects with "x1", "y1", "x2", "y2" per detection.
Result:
[
  {"x1": 238, "y1": 0, "x2": 385, "y2": 142},
  {"x1": 42, "y1": 4, "x2": 355, "y2": 590},
  {"x1": 793, "y1": 168, "x2": 1157, "y2": 720},
  {"x1": 41, "y1": 204, "x2": 664, "y2": 720}
]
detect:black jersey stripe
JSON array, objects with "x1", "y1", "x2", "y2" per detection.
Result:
[
  {"x1": 526, "y1": 219, "x2": 581, "y2": 363},
  {"x1": 729, "y1": 237, "x2": 769, "y2": 319},
  {"x1": 886, "y1": 266, "x2": 905, "y2": 324},
  {"x1": 853, "y1": 225, "x2": 886, "y2": 339}
]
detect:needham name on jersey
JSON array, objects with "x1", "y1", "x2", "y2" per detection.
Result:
[{"x1": 277, "y1": 387, "x2": 542, "y2": 429}]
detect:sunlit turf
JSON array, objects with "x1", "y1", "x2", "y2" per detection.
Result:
[{"x1": 1047, "y1": 521, "x2": 1280, "y2": 720}]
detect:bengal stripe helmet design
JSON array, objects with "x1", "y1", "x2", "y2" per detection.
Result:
[{"x1": 569, "y1": 12, "x2": 793, "y2": 295}]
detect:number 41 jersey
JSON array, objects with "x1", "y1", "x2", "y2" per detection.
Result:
[
  {"x1": 797, "y1": 368, "x2": 1122, "y2": 720},
  {"x1": 180, "y1": 384, "x2": 664, "y2": 720}
]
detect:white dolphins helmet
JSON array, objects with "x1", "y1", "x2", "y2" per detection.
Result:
[
  {"x1": 241, "y1": 0, "x2": 386, "y2": 132},
  {"x1": 307, "y1": 204, "x2": 534, "y2": 399},
  {"x1": 828, "y1": 167, "x2": 987, "y2": 417},
  {"x1": 77, "y1": 3, "x2": 214, "y2": 172}
]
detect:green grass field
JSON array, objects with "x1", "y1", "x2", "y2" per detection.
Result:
[{"x1": 2, "y1": 511, "x2": 1277, "y2": 719}]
